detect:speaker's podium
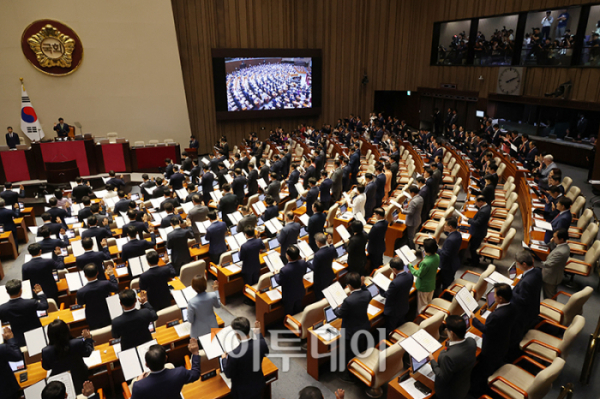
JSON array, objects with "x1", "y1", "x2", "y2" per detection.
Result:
[{"x1": 45, "y1": 160, "x2": 80, "y2": 184}]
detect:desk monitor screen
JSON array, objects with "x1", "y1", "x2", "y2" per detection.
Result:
[
  {"x1": 18, "y1": 202, "x2": 24, "y2": 210},
  {"x1": 259, "y1": 194, "x2": 266, "y2": 201},
  {"x1": 462, "y1": 313, "x2": 470, "y2": 329},
  {"x1": 200, "y1": 236, "x2": 209, "y2": 246},
  {"x1": 339, "y1": 204, "x2": 347, "y2": 214},
  {"x1": 257, "y1": 217, "x2": 264, "y2": 226},
  {"x1": 366, "y1": 283, "x2": 379, "y2": 298},
  {"x1": 181, "y1": 308, "x2": 188, "y2": 322},
  {"x1": 476, "y1": 110, "x2": 485, "y2": 118},
  {"x1": 336, "y1": 245, "x2": 347, "y2": 259},
  {"x1": 324, "y1": 306, "x2": 338, "y2": 323},
  {"x1": 299, "y1": 227, "x2": 308, "y2": 238},
  {"x1": 65, "y1": 229, "x2": 75, "y2": 239},
  {"x1": 9, "y1": 358, "x2": 25, "y2": 373},
  {"x1": 296, "y1": 199, "x2": 304, "y2": 208},
  {"x1": 486, "y1": 289, "x2": 496, "y2": 309},
  {"x1": 411, "y1": 356, "x2": 428, "y2": 374},
  {"x1": 229, "y1": 225, "x2": 237, "y2": 236},
  {"x1": 148, "y1": 322, "x2": 156, "y2": 333},
  {"x1": 219, "y1": 356, "x2": 227, "y2": 372},
  {"x1": 392, "y1": 209, "x2": 399, "y2": 220},
  {"x1": 508, "y1": 263, "x2": 517, "y2": 279},
  {"x1": 0, "y1": 226, "x2": 3, "y2": 233},
  {"x1": 268, "y1": 238, "x2": 280, "y2": 250},
  {"x1": 64, "y1": 216, "x2": 78, "y2": 225},
  {"x1": 130, "y1": 193, "x2": 140, "y2": 201},
  {"x1": 232, "y1": 251, "x2": 240, "y2": 263},
  {"x1": 270, "y1": 276, "x2": 280, "y2": 289}
]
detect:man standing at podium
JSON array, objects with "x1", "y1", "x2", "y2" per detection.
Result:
[
  {"x1": 5, "y1": 127, "x2": 19, "y2": 149},
  {"x1": 53, "y1": 118, "x2": 70, "y2": 138}
]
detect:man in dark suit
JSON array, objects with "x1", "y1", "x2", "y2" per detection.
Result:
[
  {"x1": 231, "y1": 168, "x2": 247, "y2": 203},
  {"x1": 77, "y1": 197, "x2": 93, "y2": 222},
  {"x1": 36, "y1": 225, "x2": 68, "y2": 254},
  {"x1": 259, "y1": 159, "x2": 270, "y2": 184},
  {"x1": 262, "y1": 196, "x2": 279, "y2": 222},
  {"x1": 208, "y1": 153, "x2": 220, "y2": 174},
  {"x1": 364, "y1": 173, "x2": 377, "y2": 219},
  {"x1": 281, "y1": 148, "x2": 292, "y2": 178},
  {"x1": 509, "y1": 251, "x2": 543, "y2": 357},
  {"x1": 113, "y1": 191, "x2": 130, "y2": 215},
  {"x1": 265, "y1": 173, "x2": 281, "y2": 204},
  {"x1": 274, "y1": 246, "x2": 307, "y2": 315},
  {"x1": 233, "y1": 153, "x2": 244, "y2": 171},
  {"x1": 205, "y1": 210, "x2": 227, "y2": 264},
  {"x1": 349, "y1": 144, "x2": 361, "y2": 186},
  {"x1": 22, "y1": 243, "x2": 66, "y2": 300},
  {"x1": 239, "y1": 227, "x2": 266, "y2": 286},
  {"x1": 5, "y1": 126, "x2": 20, "y2": 149},
  {"x1": 379, "y1": 258, "x2": 413, "y2": 334},
  {"x1": 111, "y1": 289, "x2": 158, "y2": 351},
  {"x1": 106, "y1": 170, "x2": 126, "y2": 191},
  {"x1": 341, "y1": 158, "x2": 352, "y2": 192},
  {"x1": 544, "y1": 197, "x2": 573, "y2": 244},
  {"x1": 164, "y1": 158, "x2": 175, "y2": 179},
  {"x1": 0, "y1": 326, "x2": 23, "y2": 399},
  {"x1": 468, "y1": 196, "x2": 491, "y2": 268},
  {"x1": 304, "y1": 177, "x2": 319, "y2": 217},
  {"x1": 247, "y1": 163, "x2": 259, "y2": 196},
  {"x1": 76, "y1": 263, "x2": 119, "y2": 330},
  {"x1": 470, "y1": 283, "x2": 516, "y2": 396},
  {"x1": 307, "y1": 201, "x2": 326, "y2": 252},
  {"x1": 0, "y1": 280, "x2": 48, "y2": 346},
  {"x1": 181, "y1": 152, "x2": 193, "y2": 172},
  {"x1": 367, "y1": 208, "x2": 388, "y2": 270},
  {"x1": 123, "y1": 209, "x2": 150, "y2": 240},
  {"x1": 53, "y1": 118, "x2": 70, "y2": 138},
  {"x1": 122, "y1": 225, "x2": 156, "y2": 263},
  {"x1": 318, "y1": 170, "x2": 333, "y2": 209},
  {"x1": 72, "y1": 178, "x2": 94, "y2": 203},
  {"x1": 200, "y1": 165, "x2": 215, "y2": 205},
  {"x1": 166, "y1": 218, "x2": 194, "y2": 274},
  {"x1": 237, "y1": 206, "x2": 257, "y2": 233},
  {"x1": 480, "y1": 175, "x2": 496, "y2": 205},
  {"x1": 131, "y1": 339, "x2": 201, "y2": 399},
  {"x1": 159, "y1": 203, "x2": 182, "y2": 228},
  {"x1": 82, "y1": 215, "x2": 113, "y2": 248},
  {"x1": 169, "y1": 166, "x2": 186, "y2": 191},
  {"x1": 330, "y1": 159, "x2": 344, "y2": 202},
  {"x1": 46, "y1": 197, "x2": 68, "y2": 222},
  {"x1": 269, "y1": 154, "x2": 283, "y2": 180},
  {"x1": 159, "y1": 190, "x2": 180, "y2": 212},
  {"x1": 301, "y1": 158, "x2": 317, "y2": 189},
  {"x1": 39, "y1": 212, "x2": 67, "y2": 236},
  {"x1": 139, "y1": 251, "x2": 177, "y2": 311},
  {"x1": 1, "y1": 182, "x2": 24, "y2": 207},
  {"x1": 224, "y1": 317, "x2": 270, "y2": 399},
  {"x1": 438, "y1": 218, "x2": 462, "y2": 289},
  {"x1": 75, "y1": 237, "x2": 111, "y2": 279},
  {"x1": 334, "y1": 272, "x2": 371, "y2": 380},
  {"x1": 139, "y1": 174, "x2": 156, "y2": 201},
  {"x1": 307, "y1": 234, "x2": 336, "y2": 300},
  {"x1": 374, "y1": 165, "x2": 387, "y2": 208},
  {"x1": 218, "y1": 184, "x2": 239, "y2": 228},
  {"x1": 189, "y1": 160, "x2": 202, "y2": 185},
  {"x1": 429, "y1": 315, "x2": 477, "y2": 399},
  {"x1": 277, "y1": 212, "x2": 301, "y2": 264}
]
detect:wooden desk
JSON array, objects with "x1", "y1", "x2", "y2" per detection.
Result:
[
  {"x1": 22, "y1": 207, "x2": 36, "y2": 227},
  {"x1": 0, "y1": 231, "x2": 18, "y2": 259},
  {"x1": 15, "y1": 217, "x2": 29, "y2": 244},
  {"x1": 181, "y1": 357, "x2": 278, "y2": 399}
]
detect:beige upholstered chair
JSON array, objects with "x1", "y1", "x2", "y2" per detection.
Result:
[
  {"x1": 449, "y1": 264, "x2": 496, "y2": 301},
  {"x1": 489, "y1": 203, "x2": 518, "y2": 228},
  {"x1": 414, "y1": 217, "x2": 445, "y2": 246},
  {"x1": 434, "y1": 192, "x2": 458, "y2": 210},
  {"x1": 540, "y1": 286, "x2": 593, "y2": 326},
  {"x1": 283, "y1": 298, "x2": 329, "y2": 339},
  {"x1": 90, "y1": 325, "x2": 113, "y2": 345},
  {"x1": 567, "y1": 224, "x2": 598, "y2": 255},
  {"x1": 565, "y1": 186, "x2": 581, "y2": 201},
  {"x1": 130, "y1": 278, "x2": 140, "y2": 291},
  {"x1": 347, "y1": 341, "x2": 406, "y2": 398},
  {"x1": 179, "y1": 260, "x2": 206, "y2": 287},
  {"x1": 569, "y1": 209, "x2": 594, "y2": 238},
  {"x1": 519, "y1": 315, "x2": 585, "y2": 362},
  {"x1": 156, "y1": 305, "x2": 181, "y2": 327},
  {"x1": 422, "y1": 283, "x2": 473, "y2": 318},
  {"x1": 488, "y1": 357, "x2": 565, "y2": 399},
  {"x1": 485, "y1": 214, "x2": 514, "y2": 244},
  {"x1": 477, "y1": 228, "x2": 516, "y2": 261},
  {"x1": 243, "y1": 272, "x2": 273, "y2": 302},
  {"x1": 490, "y1": 192, "x2": 518, "y2": 218},
  {"x1": 570, "y1": 196, "x2": 586, "y2": 219},
  {"x1": 163, "y1": 139, "x2": 174, "y2": 143},
  {"x1": 47, "y1": 298, "x2": 60, "y2": 313},
  {"x1": 389, "y1": 312, "x2": 445, "y2": 344},
  {"x1": 424, "y1": 207, "x2": 454, "y2": 230},
  {"x1": 565, "y1": 241, "x2": 600, "y2": 281},
  {"x1": 439, "y1": 178, "x2": 461, "y2": 198},
  {"x1": 561, "y1": 176, "x2": 573, "y2": 193}
]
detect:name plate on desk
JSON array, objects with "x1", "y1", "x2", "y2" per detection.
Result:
[
  {"x1": 166, "y1": 320, "x2": 180, "y2": 328},
  {"x1": 201, "y1": 369, "x2": 217, "y2": 381}
]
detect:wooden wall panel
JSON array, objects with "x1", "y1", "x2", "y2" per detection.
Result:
[{"x1": 171, "y1": 0, "x2": 600, "y2": 153}]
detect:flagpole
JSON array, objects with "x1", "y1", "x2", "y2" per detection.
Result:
[{"x1": 19, "y1": 77, "x2": 25, "y2": 91}]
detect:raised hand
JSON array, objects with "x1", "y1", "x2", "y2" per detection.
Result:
[
  {"x1": 2, "y1": 327, "x2": 14, "y2": 341},
  {"x1": 33, "y1": 284, "x2": 43, "y2": 294},
  {"x1": 188, "y1": 338, "x2": 200, "y2": 355},
  {"x1": 81, "y1": 381, "x2": 95, "y2": 397},
  {"x1": 81, "y1": 329, "x2": 91, "y2": 339}
]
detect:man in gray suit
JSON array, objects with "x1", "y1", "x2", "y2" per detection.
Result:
[
  {"x1": 237, "y1": 205, "x2": 258, "y2": 233},
  {"x1": 265, "y1": 172, "x2": 281, "y2": 204},
  {"x1": 541, "y1": 229, "x2": 570, "y2": 299},
  {"x1": 330, "y1": 159, "x2": 344, "y2": 202},
  {"x1": 187, "y1": 194, "x2": 209, "y2": 243},
  {"x1": 277, "y1": 212, "x2": 301, "y2": 264},
  {"x1": 403, "y1": 185, "x2": 423, "y2": 249},
  {"x1": 429, "y1": 315, "x2": 477, "y2": 399}
]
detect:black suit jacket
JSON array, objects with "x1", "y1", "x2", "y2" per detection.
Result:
[
  {"x1": 367, "y1": 220, "x2": 388, "y2": 257},
  {"x1": 308, "y1": 246, "x2": 337, "y2": 298},
  {"x1": 231, "y1": 175, "x2": 247, "y2": 203},
  {"x1": 112, "y1": 302, "x2": 158, "y2": 351},
  {"x1": 307, "y1": 212, "x2": 326, "y2": 251},
  {"x1": 334, "y1": 288, "x2": 371, "y2": 338},
  {"x1": 431, "y1": 338, "x2": 477, "y2": 399},
  {"x1": 82, "y1": 226, "x2": 113, "y2": 248},
  {"x1": 160, "y1": 213, "x2": 182, "y2": 228},
  {"x1": 239, "y1": 238, "x2": 266, "y2": 284},
  {"x1": 287, "y1": 170, "x2": 300, "y2": 198},
  {"x1": 139, "y1": 264, "x2": 177, "y2": 311},
  {"x1": 159, "y1": 197, "x2": 181, "y2": 212},
  {"x1": 76, "y1": 276, "x2": 119, "y2": 329},
  {"x1": 0, "y1": 295, "x2": 49, "y2": 346},
  {"x1": 380, "y1": 271, "x2": 413, "y2": 325},
  {"x1": 39, "y1": 237, "x2": 68, "y2": 254},
  {"x1": 0, "y1": 207, "x2": 19, "y2": 236},
  {"x1": 0, "y1": 338, "x2": 23, "y2": 398},
  {"x1": 347, "y1": 232, "x2": 368, "y2": 275},
  {"x1": 42, "y1": 337, "x2": 94, "y2": 392},
  {"x1": 0, "y1": 189, "x2": 24, "y2": 207},
  {"x1": 113, "y1": 199, "x2": 131, "y2": 215},
  {"x1": 72, "y1": 184, "x2": 94, "y2": 203},
  {"x1": 218, "y1": 193, "x2": 239, "y2": 227},
  {"x1": 277, "y1": 222, "x2": 301, "y2": 262},
  {"x1": 166, "y1": 227, "x2": 194, "y2": 271},
  {"x1": 247, "y1": 170, "x2": 259, "y2": 196},
  {"x1": 169, "y1": 173, "x2": 186, "y2": 190},
  {"x1": 274, "y1": 259, "x2": 307, "y2": 315},
  {"x1": 5, "y1": 133, "x2": 20, "y2": 149},
  {"x1": 302, "y1": 165, "x2": 316, "y2": 189},
  {"x1": 122, "y1": 234, "x2": 156, "y2": 262},
  {"x1": 22, "y1": 256, "x2": 66, "y2": 298},
  {"x1": 224, "y1": 334, "x2": 269, "y2": 399},
  {"x1": 75, "y1": 248, "x2": 111, "y2": 279},
  {"x1": 511, "y1": 268, "x2": 543, "y2": 338},
  {"x1": 78, "y1": 206, "x2": 93, "y2": 222},
  {"x1": 305, "y1": 186, "x2": 319, "y2": 217},
  {"x1": 468, "y1": 204, "x2": 491, "y2": 242},
  {"x1": 473, "y1": 303, "x2": 515, "y2": 371}
]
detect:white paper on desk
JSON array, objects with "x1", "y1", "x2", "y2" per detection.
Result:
[
  {"x1": 149, "y1": 198, "x2": 162, "y2": 210},
  {"x1": 65, "y1": 271, "x2": 86, "y2": 292},
  {"x1": 534, "y1": 219, "x2": 553, "y2": 231},
  {"x1": 47, "y1": 371, "x2": 76, "y2": 399},
  {"x1": 373, "y1": 294, "x2": 386, "y2": 304},
  {"x1": 228, "y1": 211, "x2": 242, "y2": 224},
  {"x1": 158, "y1": 227, "x2": 174, "y2": 242},
  {"x1": 234, "y1": 232, "x2": 247, "y2": 247},
  {"x1": 299, "y1": 213, "x2": 310, "y2": 226},
  {"x1": 115, "y1": 267, "x2": 128, "y2": 277},
  {"x1": 271, "y1": 218, "x2": 284, "y2": 231},
  {"x1": 297, "y1": 240, "x2": 314, "y2": 259},
  {"x1": 172, "y1": 290, "x2": 188, "y2": 308},
  {"x1": 372, "y1": 273, "x2": 392, "y2": 291},
  {"x1": 175, "y1": 188, "x2": 187, "y2": 200},
  {"x1": 304, "y1": 271, "x2": 314, "y2": 283},
  {"x1": 71, "y1": 308, "x2": 86, "y2": 322},
  {"x1": 266, "y1": 252, "x2": 285, "y2": 273},
  {"x1": 181, "y1": 201, "x2": 194, "y2": 214},
  {"x1": 107, "y1": 294, "x2": 123, "y2": 320},
  {"x1": 399, "y1": 336, "x2": 429, "y2": 363},
  {"x1": 266, "y1": 290, "x2": 282, "y2": 301},
  {"x1": 28, "y1": 226, "x2": 39, "y2": 235},
  {"x1": 129, "y1": 257, "x2": 145, "y2": 277},
  {"x1": 195, "y1": 221, "x2": 207, "y2": 234},
  {"x1": 118, "y1": 347, "x2": 144, "y2": 381},
  {"x1": 332, "y1": 262, "x2": 345, "y2": 272},
  {"x1": 83, "y1": 350, "x2": 102, "y2": 368},
  {"x1": 486, "y1": 271, "x2": 514, "y2": 286},
  {"x1": 181, "y1": 286, "x2": 196, "y2": 302},
  {"x1": 24, "y1": 379, "x2": 46, "y2": 399},
  {"x1": 335, "y1": 224, "x2": 351, "y2": 242},
  {"x1": 226, "y1": 236, "x2": 240, "y2": 251},
  {"x1": 217, "y1": 326, "x2": 240, "y2": 354},
  {"x1": 367, "y1": 304, "x2": 380, "y2": 316},
  {"x1": 21, "y1": 280, "x2": 33, "y2": 299},
  {"x1": 322, "y1": 281, "x2": 347, "y2": 308},
  {"x1": 174, "y1": 322, "x2": 191, "y2": 338},
  {"x1": 465, "y1": 332, "x2": 483, "y2": 349},
  {"x1": 455, "y1": 287, "x2": 479, "y2": 314},
  {"x1": 253, "y1": 201, "x2": 266, "y2": 215},
  {"x1": 198, "y1": 333, "x2": 223, "y2": 359},
  {"x1": 24, "y1": 327, "x2": 47, "y2": 356},
  {"x1": 225, "y1": 264, "x2": 242, "y2": 274},
  {"x1": 531, "y1": 244, "x2": 549, "y2": 251},
  {"x1": 263, "y1": 219, "x2": 277, "y2": 234},
  {"x1": 412, "y1": 329, "x2": 442, "y2": 354}
]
